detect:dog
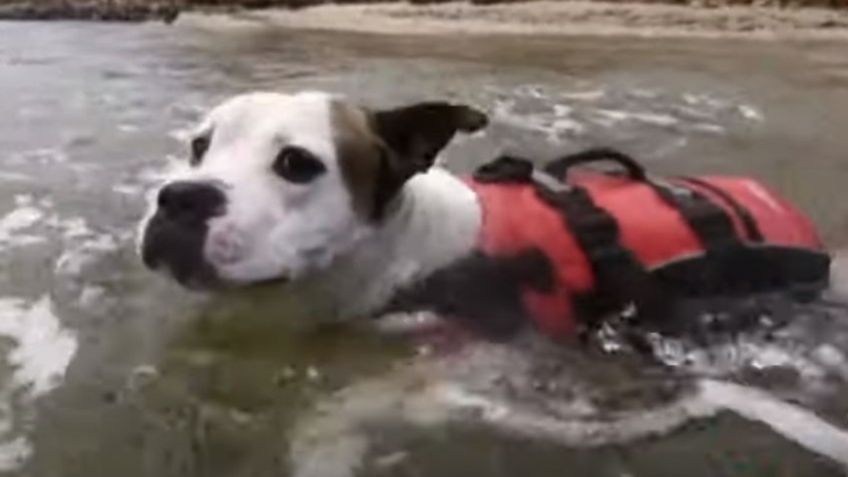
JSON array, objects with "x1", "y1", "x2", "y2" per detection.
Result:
[
  {"x1": 140, "y1": 90, "x2": 829, "y2": 340},
  {"x1": 139, "y1": 91, "x2": 843, "y2": 476}
]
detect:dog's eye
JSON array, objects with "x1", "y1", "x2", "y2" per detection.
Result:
[
  {"x1": 273, "y1": 146, "x2": 326, "y2": 183},
  {"x1": 190, "y1": 136, "x2": 210, "y2": 166}
]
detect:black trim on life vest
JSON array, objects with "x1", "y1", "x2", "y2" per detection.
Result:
[
  {"x1": 650, "y1": 245, "x2": 830, "y2": 298},
  {"x1": 647, "y1": 179, "x2": 741, "y2": 251},
  {"x1": 546, "y1": 148, "x2": 748, "y2": 253},
  {"x1": 474, "y1": 155, "x2": 535, "y2": 183},
  {"x1": 680, "y1": 176, "x2": 765, "y2": 242},
  {"x1": 543, "y1": 147, "x2": 648, "y2": 181},
  {"x1": 534, "y1": 177, "x2": 672, "y2": 325}
]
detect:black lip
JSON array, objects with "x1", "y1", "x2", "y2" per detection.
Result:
[
  {"x1": 142, "y1": 211, "x2": 292, "y2": 291},
  {"x1": 142, "y1": 211, "x2": 217, "y2": 288}
]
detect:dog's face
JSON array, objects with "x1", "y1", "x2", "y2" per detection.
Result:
[{"x1": 139, "y1": 91, "x2": 487, "y2": 288}]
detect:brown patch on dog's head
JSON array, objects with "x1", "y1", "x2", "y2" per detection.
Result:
[
  {"x1": 331, "y1": 99, "x2": 488, "y2": 221},
  {"x1": 331, "y1": 100, "x2": 385, "y2": 220}
]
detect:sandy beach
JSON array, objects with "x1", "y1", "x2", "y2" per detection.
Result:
[{"x1": 178, "y1": 1, "x2": 848, "y2": 40}]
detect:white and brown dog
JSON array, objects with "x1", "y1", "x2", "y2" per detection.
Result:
[
  {"x1": 138, "y1": 91, "x2": 846, "y2": 476},
  {"x1": 141, "y1": 92, "x2": 481, "y2": 305},
  {"x1": 140, "y1": 89, "x2": 830, "y2": 338},
  {"x1": 139, "y1": 90, "x2": 532, "y2": 337}
]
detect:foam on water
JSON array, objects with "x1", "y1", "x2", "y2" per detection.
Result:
[
  {"x1": 558, "y1": 89, "x2": 607, "y2": 101},
  {"x1": 49, "y1": 216, "x2": 93, "y2": 240},
  {"x1": 167, "y1": 126, "x2": 194, "y2": 144},
  {"x1": 0, "y1": 436, "x2": 32, "y2": 473},
  {"x1": 594, "y1": 109, "x2": 680, "y2": 127},
  {"x1": 483, "y1": 84, "x2": 762, "y2": 154},
  {"x1": 0, "y1": 297, "x2": 78, "y2": 397},
  {"x1": 55, "y1": 233, "x2": 120, "y2": 276},
  {"x1": 6, "y1": 148, "x2": 68, "y2": 166},
  {"x1": 117, "y1": 123, "x2": 140, "y2": 133},
  {"x1": 738, "y1": 105, "x2": 764, "y2": 121},
  {"x1": 0, "y1": 296, "x2": 78, "y2": 472},
  {"x1": 492, "y1": 99, "x2": 581, "y2": 143},
  {"x1": 0, "y1": 172, "x2": 32, "y2": 183},
  {"x1": 113, "y1": 183, "x2": 143, "y2": 197},
  {"x1": 652, "y1": 337, "x2": 830, "y2": 380},
  {"x1": 0, "y1": 205, "x2": 44, "y2": 244}
]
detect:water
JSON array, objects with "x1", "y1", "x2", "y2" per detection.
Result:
[{"x1": 1, "y1": 18, "x2": 848, "y2": 476}]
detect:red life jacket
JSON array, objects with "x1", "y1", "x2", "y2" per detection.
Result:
[{"x1": 465, "y1": 150, "x2": 830, "y2": 338}]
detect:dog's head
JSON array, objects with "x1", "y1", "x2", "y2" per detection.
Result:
[{"x1": 139, "y1": 91, "x2": 487, "y2": 288}]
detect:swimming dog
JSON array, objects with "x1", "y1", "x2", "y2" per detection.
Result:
[{"x1": 140, "y1": 90, "x2": 828, "y2": 341}]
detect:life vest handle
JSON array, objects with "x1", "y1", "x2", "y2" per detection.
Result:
[{"x1": 544, "y1": 147, "x2": 647, "y2": 182}]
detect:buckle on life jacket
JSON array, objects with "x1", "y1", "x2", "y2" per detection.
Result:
[{"x1": 531, "y1": 169, "x2": 572, "y2": 194}]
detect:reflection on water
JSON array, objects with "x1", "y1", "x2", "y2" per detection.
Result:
[{"x1": 0, "y1": 19, "x2": 848, "y2": 477}]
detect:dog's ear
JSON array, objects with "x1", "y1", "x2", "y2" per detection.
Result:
[
  {"x1": 373, "y1": 102, "x2": 488, "y2": 168},
  {"x1": 370, "y1": 102, "x2": 488, "y2": 219}
]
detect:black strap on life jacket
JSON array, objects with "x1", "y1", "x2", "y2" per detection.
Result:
[
  {"x1": 474, "y1": 155, "x2": 535, "y2": 183},
  {"x1": 680, "y1": 176, "x2": 765, "y2": 242},
  {"x1": 532, "y1": 175, "x2": 673, "y2": 323},
  {"x1": 649, "y1": 180, "x2": 741, "y2": 251},
  {"x1": 475, "y1": 152, "x2": 672, "y2": 324},
  {"x1": 543, "y1": 148, "x2": 753, "y2": 254}
]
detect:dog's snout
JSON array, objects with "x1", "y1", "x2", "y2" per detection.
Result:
[{"x1": 157, "y1": 181, "x2": 225, "y2": 221}]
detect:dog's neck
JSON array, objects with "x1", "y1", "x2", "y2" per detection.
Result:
[{"x1": 297, "y1": 167, "x2": 481, "y2": 319}]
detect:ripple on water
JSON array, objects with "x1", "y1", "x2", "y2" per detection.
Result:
[
  {"x1": 481, "y1": 84, "x2": 762, "y2": 158},
  {"x1": 55, "y1": 234, "x2": 120, "y2": 277}
]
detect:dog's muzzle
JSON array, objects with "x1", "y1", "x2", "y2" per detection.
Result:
[{"x1": 141, "y1": 180, "x2": 226, "y2": 288}]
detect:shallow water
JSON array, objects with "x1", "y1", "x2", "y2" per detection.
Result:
[{"x1": 1, "y1": 19, "x2": 848, "y2": 476}]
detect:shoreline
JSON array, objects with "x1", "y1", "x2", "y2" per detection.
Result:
[
  {"x1": 177, "y1": 1, "x2": 848, "y2": 41},
  {"x1": 1, "y1": 0, "x2": 848, "y2": 40}
]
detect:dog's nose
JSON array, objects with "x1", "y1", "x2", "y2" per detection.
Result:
[{"x1": 157, "y1": 181, "x2": 225, "y2": 221}]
